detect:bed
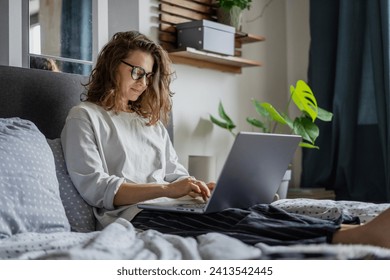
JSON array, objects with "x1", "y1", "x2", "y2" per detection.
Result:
[{"x1": 1, "y1": 64, "x2": 390, "y2": 260}]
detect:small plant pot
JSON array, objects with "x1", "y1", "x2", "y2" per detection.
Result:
[{"x1": 216, "y1": 7, "x2": 243, "y2": 31}]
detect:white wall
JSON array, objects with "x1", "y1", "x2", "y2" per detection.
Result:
[
  {"x1": 285, "y1": 0, "x2": 310, "y2": 187},
  {"x1": 108, "y1": 0, "x2": 139, "y2": 37}
]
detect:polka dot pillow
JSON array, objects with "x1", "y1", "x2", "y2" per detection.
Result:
[
  {"x1": 47, "y1": 138, "x2": 96, "y2": 232},
  {"x1": 0, "y1": 118, "x2": 70, "y2": 237}
]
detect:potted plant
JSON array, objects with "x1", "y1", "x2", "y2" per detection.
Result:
[
  {"x1": 209, "y1": 80, "x2": 333, "y2": 199},
  {"x1": 210, "y1": 79, "x2": 333, "y2": 148},
  {"x1": 215, "y1": 0, "x2": 252, "y2": 31}
]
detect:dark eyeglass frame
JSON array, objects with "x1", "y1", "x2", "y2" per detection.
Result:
[{"x1": 120, "y1": 60, "x2": 153, "y2": 85}]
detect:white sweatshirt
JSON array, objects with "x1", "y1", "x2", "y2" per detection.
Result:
[{"x1": 61, "y1": 101, "x2": 189, "y2": 228}]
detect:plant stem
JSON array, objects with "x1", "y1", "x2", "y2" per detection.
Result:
[{"x1": 271, "y1": 122, "x2": 278, "y2": 133}]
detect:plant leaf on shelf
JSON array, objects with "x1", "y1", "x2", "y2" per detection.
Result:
[{"x1": 217, "y1": 0, "x2": 252, "y2": 10}]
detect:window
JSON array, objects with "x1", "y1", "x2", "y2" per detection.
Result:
[{"x1": 28, "y1": 0, "x2": 93, "y2": 75}]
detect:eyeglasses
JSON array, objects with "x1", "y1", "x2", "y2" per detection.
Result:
[{"x1": 121, "y1": 60, "x2": 153, "y2": 85}]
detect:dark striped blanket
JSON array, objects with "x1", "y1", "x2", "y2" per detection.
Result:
[{"x1": 132, "y1": 204, "x2": 360, "y2": 246}]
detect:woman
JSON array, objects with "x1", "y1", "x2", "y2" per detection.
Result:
[
  {"x1": 62, "y1": 31, "x2": 390, "y2": 248},
  {"x1": 61, "y1": 31, "x2": 212, "y2": 228}
]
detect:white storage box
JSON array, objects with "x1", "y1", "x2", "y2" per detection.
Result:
[{"x1": 176, "y1": 20, "x2": 235, "y2": 56}]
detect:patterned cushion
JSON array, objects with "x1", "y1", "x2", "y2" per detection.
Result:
[
  {"x1": 0, "y1": 118, "x2": 70, "y2": 237},
  {"x1": 47, "y1": 138, "x2": 96, "y2": 232}
]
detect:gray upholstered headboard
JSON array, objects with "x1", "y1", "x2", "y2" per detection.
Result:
[
  {"x1": 0, "y1": 65, "x2": 173, "y2": 141},
  {"x1": 0, "y1": 65, "x2": 86, "y2": 139}
]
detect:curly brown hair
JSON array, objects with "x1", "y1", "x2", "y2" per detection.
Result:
[{"x1": 84, "y1": 31, "x2": 174, "y2": 125}]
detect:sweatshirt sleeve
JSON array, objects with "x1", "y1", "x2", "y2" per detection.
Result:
[
  {"x1": 162, "y1": 123, "x2": 190, "y2": 182},
  {"x1": 61, "y1": 108, "x2": 124, "y2": 210}
]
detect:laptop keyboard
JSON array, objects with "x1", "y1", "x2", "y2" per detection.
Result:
[{"x1": 178, "y1": 203, "x2": 206, "y2": 209}]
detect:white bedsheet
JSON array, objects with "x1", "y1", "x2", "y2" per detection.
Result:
[
  {"x1": 1, "y1": 199, "x2": 390, "y2": 260},
  {"x1": 0, "y1": 218, "x2": 262, "y2": 260}
]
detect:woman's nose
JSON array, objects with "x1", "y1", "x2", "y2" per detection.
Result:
[{"x1": 136, "y1": 75, "x2": 148, "y2": 86}]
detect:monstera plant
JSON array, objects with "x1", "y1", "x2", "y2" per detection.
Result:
[{"x1": 210, "y1": 80, "x2": 333, "y2": 149}]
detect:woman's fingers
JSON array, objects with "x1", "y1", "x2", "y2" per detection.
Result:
[
  {"x1": 189, "y1": 179, "x2": 210, "y2": 201},
  {"x1": 207, "y1": 182, "x2": 216, "y2": 191},
  {"x1": 173, "y1": 177, "x2": 212, "y2": 201},
  {"x1": 188, "y1": 191, "x2": 199, "y2": 198}
]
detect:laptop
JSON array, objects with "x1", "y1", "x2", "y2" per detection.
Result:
[{"x1": 137, "y1": 132, "x2": 301, "y2": 214}]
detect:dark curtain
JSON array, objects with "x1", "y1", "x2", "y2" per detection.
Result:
[
  {"x1": 301, "y1": 0, "x2": 390, "y2": 203},
  {"x1": 61, "y1": 0, "x2": 92, "y2": 75}
]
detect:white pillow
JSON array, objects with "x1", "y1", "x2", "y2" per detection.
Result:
[{"x1": 0, "y1": 118, "x2": 70, "y2": 237}]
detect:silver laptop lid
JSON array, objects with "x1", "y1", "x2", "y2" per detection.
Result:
[{"x1": 204, "y1": 132, "x2": 301, "y2": 213}]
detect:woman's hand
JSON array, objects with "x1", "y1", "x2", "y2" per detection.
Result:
[
  {"x1": 165, "y1": 177, "x2": 213, "y2": 201},
  {"x1": 188, "y1": 181, "x2": 216, "y2": 200},
  {"x1": 114, "y1": 177, "x2": 216, "y2": 206}
]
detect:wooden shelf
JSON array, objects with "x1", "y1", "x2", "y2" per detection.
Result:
[
  {"x1": 169, "y1": 47, "x2": 262, "y2": 73},
  {"x1": 157, "y1": 0, "x2": 265, "y2": 73},
  {"x1": 235, "y1": 32, "x2": 266, "y2": 44}
]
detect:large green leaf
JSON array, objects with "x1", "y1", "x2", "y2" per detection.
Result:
[
  {"x1": 317, "y1": 107, "x2": 333, "y2": 122},
  {"x1": 290, "y1": 80, "x2": 318, "y2": 122},
  {"x1": 260, "y1": 102, "x2": 288, "y2": 125},
  {"x1": 293, "y1": 117, "x2": 319, "y2": 144}
]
